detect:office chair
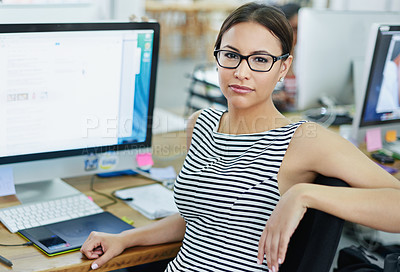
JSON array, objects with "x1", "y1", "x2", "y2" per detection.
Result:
[{"x1": 279, "y1": 175, "x2": 349, "y2": 272}]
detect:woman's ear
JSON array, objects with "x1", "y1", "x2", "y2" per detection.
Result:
[{"x1": 280, "y1": 55, "x2": 293, "y2": 78}]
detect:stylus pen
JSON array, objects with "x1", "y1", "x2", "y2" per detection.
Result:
[{"x1": 0, "y1": 255, "x2": 12, "y2": 267}]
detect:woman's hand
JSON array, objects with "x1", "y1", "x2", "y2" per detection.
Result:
[
  {"x1": 257, "y1": 184, "x2": 308, "y2": 272},
  {"x1": 80, "y1": 231, "x2": 128, "y2": 270},
  {"x1": 80, "y1": 213, "x2": 186, "y2": 270}
]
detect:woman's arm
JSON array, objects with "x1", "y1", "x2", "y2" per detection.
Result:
[
  {"x1": 260, "y1": 181, "x2": 400, "y2": 272},
  {"x1": 81, "y1": 110, "x2": 204, "y2": 270},
  {"x1": 259, "y1": 122, "x2": 400, "y2": 271},
  {"x1": 279, "y1": 122, "x2": 400, "y2": 222},
  {"x1": 81, "y1": 213, "x2": 186, "y2": 269}
]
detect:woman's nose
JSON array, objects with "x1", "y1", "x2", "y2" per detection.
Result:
[{"x1": 234, "y1": 59, "x2": 251, "y2": 80}]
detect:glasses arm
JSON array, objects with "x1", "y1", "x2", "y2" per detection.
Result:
[{"x1": 276, "y1": 53, "x2": 290, "y2": 61}]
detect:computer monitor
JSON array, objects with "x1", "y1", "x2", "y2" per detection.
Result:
[
  {"x1": 0, "y1": 22, "x2": 160, "y2": 201},
  {"x1": 296, "y1": 8, "x2": 400, "y2": 111},
  {"x1": 352, "y1": 24, "x2": 400, "y2": 144}
]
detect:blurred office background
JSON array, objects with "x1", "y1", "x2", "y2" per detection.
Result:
[{"x1": 1, "y1": 0, "x2": 399, "y2": 117}]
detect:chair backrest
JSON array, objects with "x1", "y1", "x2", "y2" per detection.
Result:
[{"x1": 280, "y1": 175, "x2": 349, "y2": 272}]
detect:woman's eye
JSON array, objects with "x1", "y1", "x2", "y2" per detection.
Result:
[
  {"x1": 254, "y1": 56, "x2": 269, "y2": 63},
  {"x1": 225, "y1": 53, "x2": 239, "y2": 59}
]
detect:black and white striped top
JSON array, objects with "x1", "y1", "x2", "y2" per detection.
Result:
[{"x1": 167, "y1": 108, "x2": 306, "y2": 272}]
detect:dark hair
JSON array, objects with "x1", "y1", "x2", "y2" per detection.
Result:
[
  {"x1": 279, "y1": 3, "x2": 301, "y2": 20},
  {"x1": 214, "y1": 2, "x2": 293, "y2": 57}
]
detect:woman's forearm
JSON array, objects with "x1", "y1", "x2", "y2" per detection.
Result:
[
  {"x1": 119, "y1": 213, "x2": 186, "y2": 249},
  {"x1": 297, "y1": 183, "x2": 400, "y2": 232}
]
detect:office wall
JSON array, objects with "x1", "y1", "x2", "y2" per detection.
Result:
[
  {"x1": 329, "y1": 0, "x2": 400, "y2": 11},
  {"x1": 0, "y1": 0, "x2": 145, "y2": 23},
  {"x1": 111, "y1": 0, "x2": 145, "y2": 21},
  {"x1": 0, "y1": 3, "x2": 101, "y2": 22}
]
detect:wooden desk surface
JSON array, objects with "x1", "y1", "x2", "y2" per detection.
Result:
[{"x1": 0, "y1": 131, "x2": 187, "y2": 272}]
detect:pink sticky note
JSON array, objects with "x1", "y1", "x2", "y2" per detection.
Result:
[
  {"x1": 365, "y1": 128, "x2": 382, "y2": 152},
  {"x1": 136, "y1": 152, "x2": 154, "y2": 168}
]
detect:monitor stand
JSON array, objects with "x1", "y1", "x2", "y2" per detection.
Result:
[
  {"x1": 15, "y1": 178, "x2": 81, "y2": 204},
  {"x1": 352, "y1": 57, "x2": 365, "y2": 108}
]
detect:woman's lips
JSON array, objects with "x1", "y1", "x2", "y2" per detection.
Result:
[{"x1": 229, "y1": 84, "x2": 254, "y2": 94}]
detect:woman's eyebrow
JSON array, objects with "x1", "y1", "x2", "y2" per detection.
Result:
[
  {"x1": 221, "y1": 45, "x2": 239, "y2": 52},
  {"x1": 220, "y1": 45, "x2": 272, "y2": 55},
  {"x1": 252, "y1": 50, "x2": 272, "y2": 55}
]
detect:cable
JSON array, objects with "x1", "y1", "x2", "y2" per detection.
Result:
[
  {"x1": 90, "y1": 175, "x2": 118, "y2": 209},
  {"x1": 0, "y1": 242, "x2": 33, "y2": 247}
]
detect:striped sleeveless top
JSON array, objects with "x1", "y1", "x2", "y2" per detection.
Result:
[{"x1": 167, "y1": 108, "x2": 306, "y2": 272}]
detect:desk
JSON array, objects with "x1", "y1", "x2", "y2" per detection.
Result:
[{"x1": 0, "y1": 131, "x2": 187, "y2": 272}]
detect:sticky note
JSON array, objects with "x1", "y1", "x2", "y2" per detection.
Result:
[
  {"x1": 0, "y1": 167, "x2": 16, "y2": 197},
  {"x1": 136, "y1": 152, "x2": 154, "y2": 168},
  {"x1": 385, "y1": 130, "x2": 397, "y2": 143},
  {"x1": 365, "y1": 128, "x2": 382, "y2": 152}
]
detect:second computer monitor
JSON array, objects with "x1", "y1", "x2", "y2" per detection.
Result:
[
  {"x1": 352, "y1": 24, "x2": 400, "y2": 144},
  {"x1": 296, "y1": 8, "x2": 400, "y2": 110}
]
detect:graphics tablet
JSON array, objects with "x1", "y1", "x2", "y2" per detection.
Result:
[{"x1": 18, "y1": 212, "x2": 134, "y2": 256}]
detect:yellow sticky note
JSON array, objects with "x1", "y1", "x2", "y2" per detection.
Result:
[{"x1": 385, "y1": 130, "x2": 397, "y2": 143}]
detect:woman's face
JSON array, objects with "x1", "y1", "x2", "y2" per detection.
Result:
[{"x1": 217, "y1": 21, "x2": 291, "y2": 111}]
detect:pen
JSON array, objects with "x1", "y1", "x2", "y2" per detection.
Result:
[
  {"x1": 379, "y1": 148, "x2": 400, "y2": 160},
  {"x1": 0, "y1": 254, "x2": 12, "y2": 267}
]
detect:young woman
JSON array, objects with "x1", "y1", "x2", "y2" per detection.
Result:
[{"x1": 81, "y1": 3, "x2": 400, "y2": 272}]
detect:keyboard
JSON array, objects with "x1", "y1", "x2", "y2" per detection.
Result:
[{"x1": 0, "y1": 194, "x2": 103, "y2": 233}]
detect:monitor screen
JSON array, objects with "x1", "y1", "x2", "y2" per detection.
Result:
[
  {"x1": 296, "y1": 8, "x2": 400, "y2": 111},
  {"x1": 0, "y1": 22, "x2": 159, "y2": 185},
  {"x1": 353, "y1": 24, "x2": 400, "y2": 143}
]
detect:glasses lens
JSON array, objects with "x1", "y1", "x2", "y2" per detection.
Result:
[
  {"x1": 248, "y1": 55, "x2": 274, "y2": 71},
  {"x1": 217, "y1": 50, "x2": 240, "y2": 68}
]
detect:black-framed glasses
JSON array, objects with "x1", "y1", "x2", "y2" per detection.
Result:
[{"x1": 213, "y1": 49, "x2": 290, "y2": 72}]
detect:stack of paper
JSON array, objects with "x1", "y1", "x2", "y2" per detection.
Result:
[{"x1": 114, "y1": 184, "x2": 178, "y2": 220}]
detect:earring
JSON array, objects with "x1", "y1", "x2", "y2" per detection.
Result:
[{"x1": 279, "y1": 77, "x2": 284, "y2": 82}]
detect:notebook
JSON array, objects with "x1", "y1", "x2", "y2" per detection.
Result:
[
  {"x1": 114, "y1": 184, "x2": 178, "y2": 220},
  {"x1": 18, "y1": 212, "x2": 133, "y2": 256}
]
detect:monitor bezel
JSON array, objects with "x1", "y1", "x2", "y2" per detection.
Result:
[
  {"x1": 0, "y1": 22, "x2": 160, "y2": 165},
  {"x1": 359, "y1": 24, "x2": 400, "y2": 128}
]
